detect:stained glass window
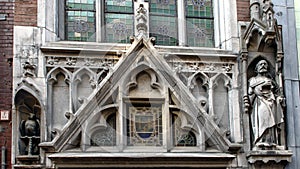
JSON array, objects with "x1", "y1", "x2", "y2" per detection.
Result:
[
  {"x1": 185, "y1": 0, "x2": 214, "y2": 47},
  {"x1": 90, "y1": 113, "x2": 116, "y2": 146},
  {"x1": 149, "y1": 0, "x2": 178, "y2": 46},
  {"x1": 104, "y1": 0, "x2": 134, "y2": 43},
  {"x1": 172, "y1": 114, "x2": 197, "y2": 146},
  {"x1": 65, "y1": 0, "x2": 96, "y2": 41},
  {"x1": 127, "y1": 106, "x2": 162, "y2": 146}
]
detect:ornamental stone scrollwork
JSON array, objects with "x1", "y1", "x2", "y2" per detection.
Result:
[
  {"x1": 84, "y1": 58, "x2": 95, "y2": 66},
  {"x1": 167, "y1": 60, "x2": 235, "y2": 73},
  {"x1": 46, "y1": 56, "x2": 119, "y2": 69},
  {"x1": 204, "y1": 63, "x2": 216, "y2": 71},
  {"x1": 66, "y1": 57, "x2": 77, "y2": 66},
  {"x1": 222, "y1": 64, "x2": 233, "y2": 72},
  {"x1": 22, "y1": 60, "x2": 37, "y2": 77},
  {"x1": 16, "y1": 45, "x2": 39, "y2": 77},
  {"x1": 47, "y1": 56, "x2": 59, "y2": 65}
]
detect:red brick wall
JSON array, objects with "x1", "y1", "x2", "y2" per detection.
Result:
[
  {"x1": 0, "y1": 0, "x2": 14, "y2": 168},
  {"x1": 14, "y1": 0, "x2": 37, "y2": 26},
  {"x1": 237, "y1": 0, "x2": 250, "y2": 21}
]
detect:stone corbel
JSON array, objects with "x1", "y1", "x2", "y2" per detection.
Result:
[{"x1": 247, "y1": 150, "x2": 292, "y2": 169}]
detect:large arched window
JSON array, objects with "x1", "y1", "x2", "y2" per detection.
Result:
[{"x1": 61, "y1": 0, "x2": 236, "y2": 49}]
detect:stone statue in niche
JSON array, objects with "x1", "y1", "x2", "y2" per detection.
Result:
[
  {"x1": 248, "y1": 60, "x2": 284, "y2": 150},
  {"x1": 19, "y1": 113, "x2": 40, "y2": 155}
]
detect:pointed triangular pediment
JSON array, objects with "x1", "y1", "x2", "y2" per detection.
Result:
[
  {"x1": 41, "y1": 37, "x2": 235, "y2": 153},
  {"x1": 243, "y1": 18, "x2": 281, "y2": 52},
  {"x1": 243, "y1": 18, "x2": 267, "y2": 46}
]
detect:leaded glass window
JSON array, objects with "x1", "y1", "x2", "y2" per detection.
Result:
[
  {"x1": 104, "y1": 0, "x2": 134, "y2": 43},
  {"x1": 127, "y1": 106, "x2": 163, "y2": 146},
  {"x1": 90, "y1": 113, "x2": 116, "y2": 146},
  {"x1": 172, "y1": 114, "x2": 197, "y2": 146},
  {"x1": 149, "y1": 0, "x2": 178, "y2": 46},
  {"x1": 65, "y1": 0, "x2": 96, "y2": 41},
  {"x1": 185, "y1": 0, "x2": 214, "y2": 47}
]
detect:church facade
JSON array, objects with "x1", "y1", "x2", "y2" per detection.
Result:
[{"x1": 2, "y1": 0, "x2": 300, "y2": 168}]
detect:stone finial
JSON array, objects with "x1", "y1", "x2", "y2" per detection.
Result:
[
  {"x1": 262, "y1": 0, "x2": 275, "y2": 30},
  {"x1": 250, "y1": 0, "x2": 260, "y2": 20},
  {"x1": 136, "y1": 4, "x2": 148, "y2": 38}
]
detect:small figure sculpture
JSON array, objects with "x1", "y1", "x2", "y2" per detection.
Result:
[
  {"x1": 19, "y1": 114, "x2": 40, "y2": 155},
  {"x1": 248, "y1": 60, "x2": 284, "y2": 149}
]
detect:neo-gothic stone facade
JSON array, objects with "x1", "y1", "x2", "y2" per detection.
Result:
[{"x1": 10, "y1": 0, "x2": 297, "y2": 168}]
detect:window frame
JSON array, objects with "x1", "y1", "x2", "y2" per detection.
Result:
[{"x1": 56, "y1": 0, "x2": 238, "y2": 50}]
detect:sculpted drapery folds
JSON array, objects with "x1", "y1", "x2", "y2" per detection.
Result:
[{"x1": 248, "y1": 60, "x2": 284, "y2": 148}]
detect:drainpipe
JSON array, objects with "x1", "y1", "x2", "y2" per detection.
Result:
[{"x1": 1, "y1": 146, "x2": 6, "y2": 169}]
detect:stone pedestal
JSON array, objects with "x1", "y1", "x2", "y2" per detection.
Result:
[{"x1": 247, "y1": 150, "x2": 292, "y2": 169}]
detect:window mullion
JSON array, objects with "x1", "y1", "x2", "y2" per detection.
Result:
[
  {"x1": 178, "y1": 0, "x2": 186, "y2": 46},
  {"x1": 96, "y1": 0, "x2": 102, "y2": 42}
]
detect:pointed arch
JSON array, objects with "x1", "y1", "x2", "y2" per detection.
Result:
[
  {"x1": 46, "y1": 67, "x2": 72, "y2": 139},
  {"x1": 170, "y1": 109, "x2": 203, "y2": 149},
  {"x1": 72, "y1": 67, "x2": 96, "y2": 111},
  {"x1": 83, "y1": 105, "x2": 118, "y2": 148},
  {"x1": 188, "y1": 72, "x2": 209, "y2": 113},
  {"x1": 188, "y1": 72, "x2": 209, "y2": 90},
  {"x1": 47, "y1": 67, "x2": 71, "y2": 84},
  {"x1": 124, "y1": 63, "x2": 163, "y2": 97},
  {"x1": 211, "y1": 73, "x2": 232, "y2": 90},
  {"x1": 14, "y1": 79, "x2": 42, "y2": 105},
  {"x1": 210, "y1": 73, "x2": 232, "y2": 139}
]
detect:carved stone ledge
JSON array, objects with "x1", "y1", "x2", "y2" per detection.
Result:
[
  {"x1": 16, "y1": 155, "x2": 40, "y2": 165},
  {"x1": 247, "y1": 150, "x2": 292, "y2": 169}
]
